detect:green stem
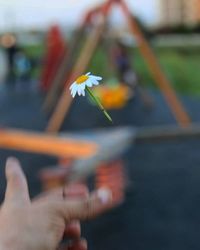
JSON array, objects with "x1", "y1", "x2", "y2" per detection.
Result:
[{"x1": 86, "y1": 86, "x2": 113, "y2": 123}]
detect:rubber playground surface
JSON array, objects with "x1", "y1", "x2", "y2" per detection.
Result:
[{"x1": 0, "y1": 87, "x2": 200, "y2": 250}]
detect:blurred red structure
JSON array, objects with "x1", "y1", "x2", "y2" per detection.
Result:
[
  {"x1": 41, "y1": 25, "x2": 66, "y2": 91},
  {"x1": 95, "y1": 160, "x2": 126, "y2": 206}
]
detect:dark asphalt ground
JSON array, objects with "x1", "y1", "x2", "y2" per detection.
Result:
[{"x1": 0, "y1": 86, "x2": 200, "y2": 250}]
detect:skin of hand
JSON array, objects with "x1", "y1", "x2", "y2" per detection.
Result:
[
  {"x1": 0, "y1": 157, "x2": 112, "y2": 250},
  {"x1": 34, "y1": 183, "x2": 90, "y2": 250}
]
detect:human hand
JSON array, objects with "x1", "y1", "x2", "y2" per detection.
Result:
[
  {"x1": 34, "y1": 182, "x2": 91, "y2": 250},
  {"x1": 0, "y1": 157, "x2": 112, "y2": 250}
]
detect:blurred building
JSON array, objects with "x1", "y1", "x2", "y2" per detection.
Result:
[{"x1": 158, "y1": 0, "x2": 200, "y2": 27}]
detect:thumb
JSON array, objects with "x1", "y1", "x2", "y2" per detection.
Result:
[
  {"x1": 5, "y1": 157, "x2": 30, "y2": 204},
  {"x1": 57, "y1": 188, "x2": 112, "y2": 221}
]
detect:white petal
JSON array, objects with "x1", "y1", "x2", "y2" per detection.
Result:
[
  {"x1": 71, "y1": 88, "x2": 77, "y2": 98},
  {"x1": 90, "y1": 75, "x2": 102, "y2": 81},
  {"x1": 86, "y1": 72, "x2": 91, "y2": 76},
  {"x1": 80, "y1": 83, "x2": 86, "y2": 90},
  {"x1": 81, "y1": 89, "x2": 85, "y2": 96},
  {"x1": 71, "y1": 84, "x2": 78, "y2": 93},
  {"x1": 90, "y1": 78, "x2": 99, "y2": 86},
  {"x1": 71, "y1": 87, "x2": 76, "y2": 95},
  {"x1": 69, "y1": 82, "x2": 76, "y2": 90},
  {"x1": 71, "y1": 89, "x2": 77, "y2": 98},
  {"x1": 70, "y1": 89, "x2": 75, "y2": 97},
  {"x1": 85, "y1": 79, "x2": 93, "y2": 87},
  {"x1": 77, "y1": 87, "x2": 82, "y2": 96},
  {"x1": 71, "y1": 84, "x2": 79, "y2": 96}
]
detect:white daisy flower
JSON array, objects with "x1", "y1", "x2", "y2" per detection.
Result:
[{"x1": 69, "y1": 72, "x2": 102, "y2": 98}]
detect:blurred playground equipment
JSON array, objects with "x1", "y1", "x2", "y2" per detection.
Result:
[
  {"x1": 92, "y1": 83, "x2": 130, "y2": 109},
  {"x1": 40, "y1": 25, "x2": 66, "y2": 92},
  {"x1": 44, "y1": 0, "x2": 191, "y2": 133}
]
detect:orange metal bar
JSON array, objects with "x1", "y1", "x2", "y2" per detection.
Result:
[
  {"x1": 120, "y1": 0, "x2": 191, "y2": 127},
  {"x1": 46, "y1": 24, "x2": 104, "y2": 132},
  {"x1": 0, "y1": 129, "x2": 97, "y2": 158}
]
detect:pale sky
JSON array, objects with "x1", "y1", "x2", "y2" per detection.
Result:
[{"x1": 0, "y1": 0, "x2": 159, "y2": 31}]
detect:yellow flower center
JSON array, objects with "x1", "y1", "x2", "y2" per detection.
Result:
[{"x1": 76, "y1": 75, "x2": 89, "y2": 84}]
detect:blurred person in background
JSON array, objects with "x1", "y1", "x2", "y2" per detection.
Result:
[
  {"x1": 0, "y1": 48, "x2": 8, "y2": 86},
  {"x1": 14, "y1": 49, "x2": 31, "y2": 90},
  {"x1": 0, "y1": 33, "x2": 19, "y2": 87},
  {"x1": 110, "y1": 40, "x2": 154, "y2": 108},
  {"x1": 110, "y1": 40, "x2": 138, "y2": 90}
]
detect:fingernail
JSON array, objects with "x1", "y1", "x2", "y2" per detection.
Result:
[
  {"x1": 97, "y1": 188, "x2": 112, "y2": 204},
  {"x1": 6, "y1": 157, "x2": 19, "y2": 172},
  {"x1": 6, "y1": 157, "x2": 19, "y2": 167}
]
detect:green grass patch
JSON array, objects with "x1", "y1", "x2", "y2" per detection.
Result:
[
  {"x1": 25, "y1": 43, "x2": 200, "y2": 96},
  {"x1": 89, "y1": 46, "x2": 200, "y2": 96}
]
